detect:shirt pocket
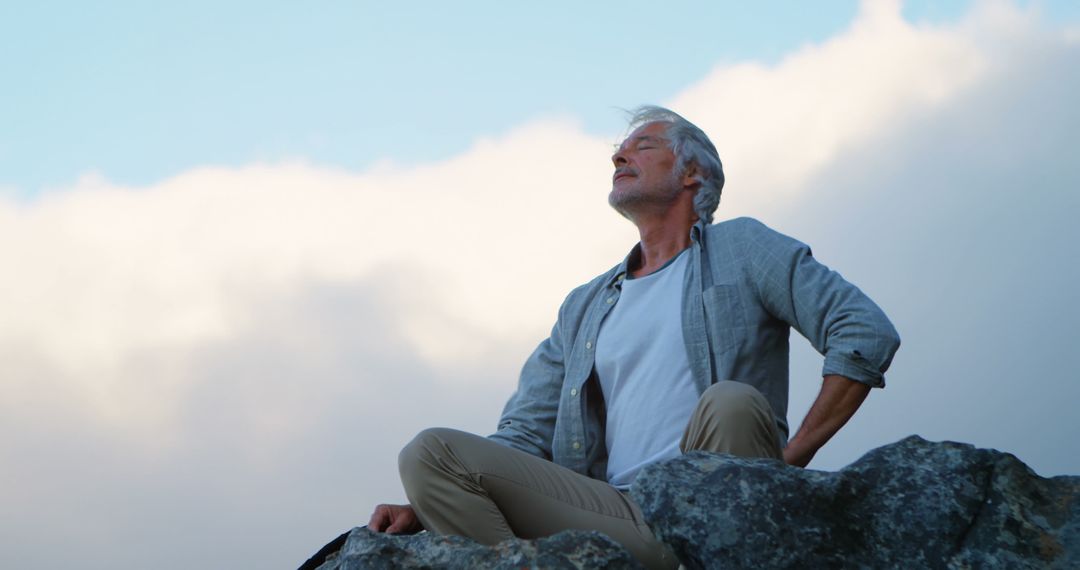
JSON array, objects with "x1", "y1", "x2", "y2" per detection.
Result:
[{"x1": 702, "y1": 284, "x2": 747, "y2": 355}]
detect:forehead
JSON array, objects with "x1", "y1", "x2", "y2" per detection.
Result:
[{"x1": 618, "y1": 121, "x2": 671, "y2": 150}]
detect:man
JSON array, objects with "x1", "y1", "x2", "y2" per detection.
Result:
[{"x1": 368, "y1": 106, "x2": 900, "y2": 569}]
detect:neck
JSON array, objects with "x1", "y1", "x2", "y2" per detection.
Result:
[{"x1": 629, "y1": 208, "x2": 696, "y2": 277}]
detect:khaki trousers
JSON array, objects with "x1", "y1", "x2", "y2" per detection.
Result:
[{"x1": 398, "y1": 381, "x2": 783, "y2": 570}]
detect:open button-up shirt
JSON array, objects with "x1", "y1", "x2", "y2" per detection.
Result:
[{"x1": 488, "y1": 217, "x2": 901, "y2": 480}]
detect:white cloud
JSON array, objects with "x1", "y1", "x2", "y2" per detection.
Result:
[
  {"x1": 670, "y1": 0, "x2": 988, "y2": 213},
  {"x1": 0, "y1": 120, "x2": 635, "y2": 429},
  {"x1": 1, "y1": 2, "x2": 1077, "y2": 568}
]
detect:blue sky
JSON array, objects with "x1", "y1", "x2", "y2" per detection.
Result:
[
  {"x1": 6, "y1": 0, "x2": 1061, "y2": 194},
  {"x1": 1, "y1": 2, "x2": 1079, "y2": 568}
]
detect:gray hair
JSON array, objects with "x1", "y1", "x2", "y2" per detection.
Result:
[{"x1": 626, "y1": 105, "x2": 724, "y2": 224}]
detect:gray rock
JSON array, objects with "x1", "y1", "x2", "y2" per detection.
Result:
[
  {"x1": 630, "y1": 435, "x2": 1080, "y2": 569},
  {"x1": 314, "y1": 527, "x2": 643, "y2": 569}
]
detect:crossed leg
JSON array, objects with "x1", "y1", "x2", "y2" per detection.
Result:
[{"x1": 397, "y1": 381, "x2": 783, "y2": 569}]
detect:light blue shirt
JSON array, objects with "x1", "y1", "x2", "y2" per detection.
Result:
[{"x1": 488, "y1": 217, "x2": 901, "y2": 481}]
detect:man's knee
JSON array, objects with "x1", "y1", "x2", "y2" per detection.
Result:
[
  {"x1": 697, "y1": 381, "x2": 773, "y2": 428},
  {"x1": 683, "y1": 381, "x2": 782, "y2": 458},
  {"x1": 398, "y1": 427, "x2": 463, "y2": 492},
  {"x1": 399, "y1": 427, "x2": 454, "y2": 463}
]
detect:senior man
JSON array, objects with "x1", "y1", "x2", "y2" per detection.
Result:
[{"x1": 368, "y1": 106, "x2": 900, "y2": 569}]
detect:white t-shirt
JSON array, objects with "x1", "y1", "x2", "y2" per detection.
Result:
[{"x1": 595, "y1": 249, "x2": 700, "y2": 489}]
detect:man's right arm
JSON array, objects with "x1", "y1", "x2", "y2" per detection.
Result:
[{"x1": 486, "y1": 315, "x2": 567, "y2": 459}]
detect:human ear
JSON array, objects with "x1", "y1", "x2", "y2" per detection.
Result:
[{"x1": 681, "y1": 163, "x2": 701, "y2": 190}]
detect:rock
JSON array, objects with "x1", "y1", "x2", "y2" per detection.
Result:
[
  {"x1": 302, "y1": 437, "x2": 1079, "y2": 569},
  {"x1": 312, "y1": 527, "x2": 643, "y2": 569},
  {"x1": 630, "y1": 435, "x2": 1080, "y2": 569}
]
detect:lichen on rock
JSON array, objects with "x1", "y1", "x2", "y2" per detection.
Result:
[
  {"x1": 312, "y1": 527, "x2": 643, "y2": 569},
  {"x1": 302, "y1": 436, "x2": 1079, "y2": 569},
  {"x1": 630, "y1": 435, "x2": 1080, "y2": 569}
]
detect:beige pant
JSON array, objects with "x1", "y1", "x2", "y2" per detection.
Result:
[{"x1": 398, "y1": 381, "x2": 783, "y2": 570}]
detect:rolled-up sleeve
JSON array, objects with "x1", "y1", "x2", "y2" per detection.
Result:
[{"x1": 744, "y1": 219, "x2": 900, "y2": 388}]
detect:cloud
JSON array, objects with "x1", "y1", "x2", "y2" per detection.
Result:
[
  {"x1": 0, "y1": 118, "x2": 635, "y2": 568},
  {"x1": 1, "y1": 1, "x2": 1077, "y2": 568},
  {"x1": 0, "y1": 120, "x2": 630, "y2": 427},
  {"x1": 670, "y1": 0, "x2": 988, "y2": 213},
  {"x1": 0, "y1": 276, "x2": 514, "y2": 568},
  {"x1": 776, "y1": 12, "x2": 1080, "y2": 476}
]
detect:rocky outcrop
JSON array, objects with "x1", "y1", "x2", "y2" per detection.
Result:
[
  {"x1": 310, "y1": 527, "x2": 642, "y2": 569},
  {"x1": 631, "y1": 435, "x2": 1080, "y2": 569},
  {"x1": 302, "y1": 436, "x2": 1079, "y2": 569}
]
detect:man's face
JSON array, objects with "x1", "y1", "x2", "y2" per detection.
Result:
[{"x1": 608, "y1": 121, "x2": 683, "y2": 217}]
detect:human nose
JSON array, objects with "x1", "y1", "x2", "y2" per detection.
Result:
[{"x1": 612, "y1": 147, "x2": 628, "y2": 167}]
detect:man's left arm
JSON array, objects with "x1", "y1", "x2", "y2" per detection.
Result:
[
  {"x1": 783, "y1": 374, "x2": 869, "y2": 467},
  {"x1": 743, "y1": 220, "x2": 901, "y2": 466}
]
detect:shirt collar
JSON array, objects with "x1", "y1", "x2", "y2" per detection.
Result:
[{"x1": 607, "y1": 219, "x2": 708, "y2": 288}]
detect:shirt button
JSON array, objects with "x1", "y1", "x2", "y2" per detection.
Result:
[
  {"x1": 585, "y1": 341, "x2": 592, "y2": 349},
  {"x1": 573, "y1": 441, "x2": 581, "y2": 450},
  {"x1": 570, "y1": 388, "x2": 578, "y2": 396},
  {"x1": 606, "y1": 297, "x2": 615, "y2": 304}
]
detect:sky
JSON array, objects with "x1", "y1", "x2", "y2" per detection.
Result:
[{"x1": 1, "y1": 1, "x2": 1078, "y2": 568}]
